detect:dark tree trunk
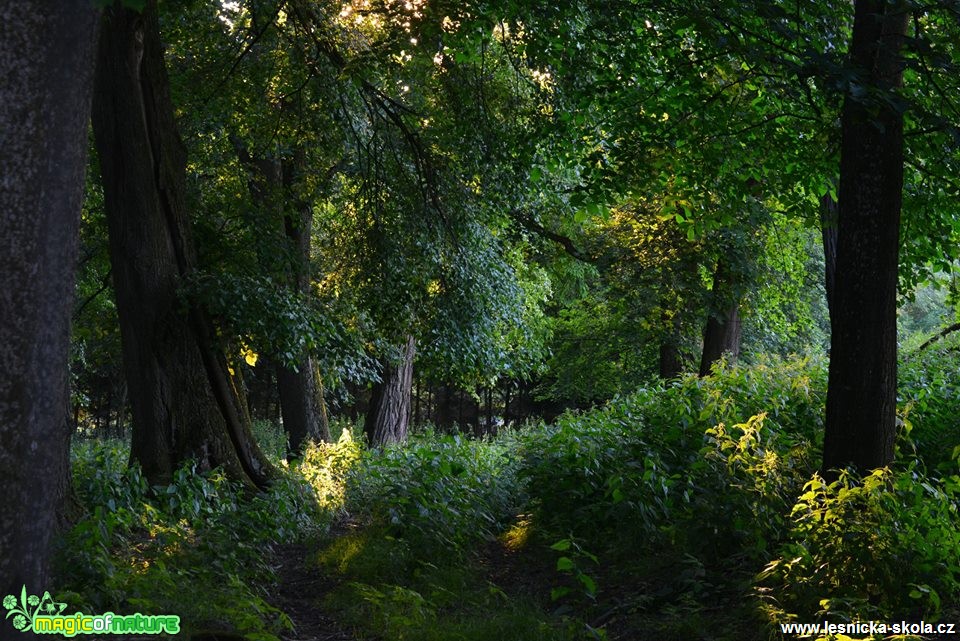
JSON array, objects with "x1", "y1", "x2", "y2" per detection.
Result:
[
  {"x1": 503, "y1": 382, "x2": 512, "y2": 426},
  {"x1": 659, "y1": 341, "x2": 683, "y2": 379},
  {"x1": 414, "y1": 377, "x2": 421, "y2": 426},
  {"x1": 0, "y1": 0, "x2": 99, "y2": 600},
  {"x1": 278, "y1": 359, "x2": 330, "y2": 454},
  {"x1": 820, "y1": 191, "x2": 839, "y2": 318},
  {"x1": 235, "y1": 143, "x2": 330, "y2": 453},
  {"x1": 279, "y1": 150, "x2": 330, "y2": 451},
  {"x1": 823, "y1": 1, "x2": 908, "y2": 474},
  {"x1": 658, "y1": 311, "x2": 683, "y2": 379},
  {"x1": 365, "y1": 336, "x2": 416, "y2": 445},
  {"x1": 699, "y1": 260, "x2": 742, "y2": 377},
  {"x1": 92, "y1": 2, "x2": 273, "y2": 488},
  {"x1": 437, "y1": 383, "x2": 454, "y2": 430}
]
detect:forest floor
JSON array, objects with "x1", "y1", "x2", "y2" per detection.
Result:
[
  {"x1": 271, "y1": 542, "x2": 358, "y2": 641},
  {"x1": 265, "y1": 531, "x2": 960, "y2": 641}
]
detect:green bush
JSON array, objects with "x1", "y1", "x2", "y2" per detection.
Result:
[
  {"x1": 899, "y1": 344, "x2": 960, "y2": 473},
  {"x1": 757, "y1": 467, "x2": 960, "y2": 625},
  {"x1": 59, "y1": 439, "x2": 332, "y2": 639},
  {"x1": 344, "y1": 430, "x2": 523, "y2": 551},
  {"x1": 518, "y1": 356, "x2": 823, "y2": 554}
]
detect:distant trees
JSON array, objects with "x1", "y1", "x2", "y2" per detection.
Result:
[
  {"x1": 54, "y1": 0, "x2": 960, "y2": 476},
  {"x1": 0, "y1": 0, "x2": 100, "y2": 599}
]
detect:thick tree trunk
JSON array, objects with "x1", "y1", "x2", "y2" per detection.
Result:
[
  {"x1": 278, "y1": 358, "x2": 330, "y2": 453},
  {"x1": 659, "y1": 341, "x2": 683, "y2": 380},
  {"x1": 822, "y1": 1, "x2": 907, "y2": 474},
  {"x1": 365, "y1": 336, "x2": 416, "y2": 445},
  {"x1": 0, "y1": 0, "x2": 99, "y2": 600},
  {"x1": 92, "y1": 2, "x2": 273, "y2": 488},
  {"x1": 699, "y1": 260, "x2": 742, "y2": 377}
]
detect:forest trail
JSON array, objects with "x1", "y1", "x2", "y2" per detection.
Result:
[{"x1": 271, "y1": 543, "x2": 358, "y2": 641}]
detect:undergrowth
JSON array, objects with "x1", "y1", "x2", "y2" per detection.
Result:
[
  {"x1": 58, "y1": 428, "x2": 360, "y2": 639},
  {"x1": 56, "y1": 353, "x2": 960, "y2": 641}
]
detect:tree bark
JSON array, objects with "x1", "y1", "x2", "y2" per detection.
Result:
[
  {"x1": 92, "y1": 2, "x2": 273, "y2": 488},
  {"x1": 699, "y1": 259, "x2": 742, "y2": 377},
  {"x1": 279, "y1": 150, "x2": 331, "y2": 452},
  {"x1": 365, "y1": 336, "x2": 416, "y2": 445},
  {"x1": 659, "y1": 341, "x2": 683, "y2": 380},
  {"x1": 822, "y1": 0, "x2": 908, "y2": 474},
  {"x1": 0, "y1": 0, "x2": 99, "y2": 601}
]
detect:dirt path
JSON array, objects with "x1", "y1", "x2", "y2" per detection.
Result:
[{"x1": 270, "y1": 543, "x2": 358, "y2": 641}]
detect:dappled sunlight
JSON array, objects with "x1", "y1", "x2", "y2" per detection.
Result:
[
  {"x1": 500, "y1": 515, "x2": 534, "y2": 552},
  {"x1": 296, "y1": 428, "x2": 363, "y2": 511}
]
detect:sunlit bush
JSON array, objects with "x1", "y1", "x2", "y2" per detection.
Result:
[{"x1": 757, "y1": 468, "x2": 960, "y2": 624}]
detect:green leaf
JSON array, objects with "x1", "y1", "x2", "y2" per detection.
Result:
[
  {"x1": 556, "y1": 556, "x2": 575, "y2": 571},
  {"x1": 577, "y1": 573, "x2": 597, "y2": 596},
  {"x1": 550, "y1": 539, "x2": 572, "y2": 551}
]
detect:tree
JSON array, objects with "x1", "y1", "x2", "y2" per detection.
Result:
[
  {"x1": 365, "y1": 336, "x2": 417, "y2": 445},
  {"x1": 234, "y1": 146, "x2": 331, "y2": 453},
  {"x1": 699, "y1": 258, "x2": 744, "y2": 376},
  {"x1": 91, "y1": 1, "x2": 274, "y2": 488},
  {"x1": 0, "y1": 0, "x2": 100, "y2": 599},
  {"x1": 822, "y1": 1, "x2": 908, "y2": 473}
]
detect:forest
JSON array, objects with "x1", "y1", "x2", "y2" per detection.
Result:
[{"x1": 3, "y1": 0, "x2": 960, "y2": 639}]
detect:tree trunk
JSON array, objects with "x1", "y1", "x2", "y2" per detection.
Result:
[
  {"x1": 0, "y1": 0, "x2": 99, "y2": 601},
  {"x1": 91, "y1": 2, "x2": 273, "y2": 488},
  {"x1": 659, "y1": 341, "x2": 683, "y2": 379},
  {"x1": 235, "y1": 143, "x2": 330, "y2": 453},
  {"x1": 699, "y1": 259, "x2": 742, "y2": 377},
  {"x1": 823, "y1": 1, "x2": 907, "y2": 474},
  {"x1": 279, "y1": 150, "x2": 330, "y2": 451},
  {"x1": 365, "y1": 336, "x2": 416, "y2": 445},
  {"x1": 658, "y1": 310, "x2": 683, "y2": 379}
]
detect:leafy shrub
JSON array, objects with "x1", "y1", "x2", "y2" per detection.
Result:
[
  {"x1": 59, "y1": 439, "x2": 336, "y2": 639},
  {"x1": 519, "y1": 356, "x2": 823, "y2": 555},
  {"x1": 899, "y1": 344, "x2": 960, "y2": 473},
  {"x1": 252, "y1": 419, "x2": 289, "y2": 461},
  {"x1": 297, "y1": 428, "x2": 363, "y2": 512},
  {"x1": 344, "y1": 430, "x2": 523, "y2": 551},
  {"x1": 757, "y1": 468, "x2": 960, "y2": 625}
]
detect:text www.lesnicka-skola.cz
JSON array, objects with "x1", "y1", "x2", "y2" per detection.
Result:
[{"x1": 780, "y1": 620, "x2": 956, "y2": 636}]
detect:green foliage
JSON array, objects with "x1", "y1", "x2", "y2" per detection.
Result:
[
  {"x1": 321, "y1": 545, "x2": 597, "y2": 641},
  {"x1": 315, "y1": 429, "x2": 604, "y2": 641},
  {"x1": 344, "y1": 430, "x2": 523, "y2": 551},
  {"x1": 758, "y1": 468, "x2": 960, "y2": 624},
  {"x1": 743, "y1": 216, "x2": 830, "y2": 358},
  {"x1": 549, "y1": 537, "x2": 599, "y2": 602},
  {"x1": 297, "y1": 429, "x2": 363, "y2": 512},
  {"x1": 521, "y1": 356, "x2": 825, "y2": 552},
  {"x1": 60, "y1": 439, "x2": 332, "y2": 639},
  {"x1": 899, "y1": 341, "x2": 960, "y2": 473},
  {"x1": 59, "y1": 351, "x2": 960, "y2": 640},
  {"x1": 183, "y1": 271, "x2": 375, "y2": 385}
]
